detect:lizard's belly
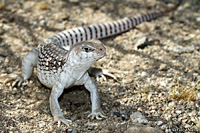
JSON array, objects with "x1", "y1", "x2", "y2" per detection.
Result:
[
  {"x1": 37, "y1": 68, "x2": 85, "y2": 89},
  {"x1": 37, "y1": 70, "x2": 57, "y2": 88},
  {"x1": 37, "y1": 68, "x2": 59, "y2": 88}
]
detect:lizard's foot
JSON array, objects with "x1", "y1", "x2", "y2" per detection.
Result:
[
  {"x1": 13, "y1": 76, "x2": 24, "y2": 86},
  {"x1": 3, "y1": 75, "x2": 24, "y2": 87},
  {"x1": 54, "y1": 115, "x2": 72, "y2": 127},
  {"x1": 88, "y1": 67, "x2": 118, "y2": 81},
  {"x1": 88, "y1": 111, "x2": 106, "y2": 120},
  {"x1": 101, "y1": 69, "x2": 117, "y2": 81}
]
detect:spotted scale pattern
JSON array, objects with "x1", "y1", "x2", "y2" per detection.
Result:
[
  {"x1": 47, "y1": 0, "x2": 181, "y2": 49},
  {"x1": 37, "y1": 42, "x2": 68, "y2": 87}
]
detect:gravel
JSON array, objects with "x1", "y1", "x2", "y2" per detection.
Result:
[{"x1": 0, "y1": 0, "x2": 200, "y2": 132}]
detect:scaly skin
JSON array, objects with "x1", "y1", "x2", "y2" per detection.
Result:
[{"x1": 18, "y1": 39, "x2": 106, "y2": 125}]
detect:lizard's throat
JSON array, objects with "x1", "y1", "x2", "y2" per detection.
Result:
[{"x1": 68, "y1": 57, "x2": 95, "y2": 70}]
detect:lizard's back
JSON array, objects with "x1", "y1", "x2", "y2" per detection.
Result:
[{"x1": 37, "y1": 41, "x2": 68, "y2": 88}]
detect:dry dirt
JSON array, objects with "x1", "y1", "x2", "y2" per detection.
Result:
[{"x1": 0, "y1": 0, "x2": 200, "y2": 132}]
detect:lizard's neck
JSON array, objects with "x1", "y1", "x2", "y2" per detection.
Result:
[{"x1": 64, "y1": 52, "x2": 95, "y2": 80}]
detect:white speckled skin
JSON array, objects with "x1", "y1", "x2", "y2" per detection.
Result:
[{"x1": 20, "y1": 39, "x2": 106, "y2": 125}]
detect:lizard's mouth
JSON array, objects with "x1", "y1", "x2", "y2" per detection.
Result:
[
  {"x1": 103, "y1": 51, "x2": 106, "y2": 56},
  {"x1": 98, "y1": 52, "x2": 106, "y2": 58}
]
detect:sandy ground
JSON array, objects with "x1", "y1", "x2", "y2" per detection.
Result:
[{"x1": 0, "y1": 0, "x2": 200, "y2": 132}]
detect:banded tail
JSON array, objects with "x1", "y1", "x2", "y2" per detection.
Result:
[{"x1": 47, "y1": 0, "x2": 182, "y2": 49}]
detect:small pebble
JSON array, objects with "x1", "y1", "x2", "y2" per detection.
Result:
[
  {"x1": 140, "y1": 72, "x2": 149, "y2": 77},
  {"x1": 121, "y1": 114, "x2": 129, "y2": 121},
  {"x1": 66, "y1": 128, "x2": 77, "y2": 133},
  {"x1": 88, "y1": 126, "x2": 94, "y2": 130},
  {"x1": 152, "y1": 114, "x2": 160, "y2": 117},
  {"x1": 159, "y1": 64, "x2": 167, "y2": 71},
  {"x1": 0, "y1": 53, "x2": 6, "y2": 57},
  {"x1": 130, "y1": 112, "x2": 148, "y2": 124},
  {"x1": 176, "y1": 110, "x2": 182, "y2": 114},
  {"x1": 12, "y1": 87, "x2": 18, "y2": 95},
  {"x1": 29, "y1": 80, "x2": 33, "y2": 84},
  {"x1": 6, "y1": 67, "x2": 13, "y2": 73},
  {"x1": 156, "y1": 121, "x2": 163, "y2": 126},
  {"x1": 113, "y1": 101, "x2": 120, "y2": 107},
  {"x1": 196, "y1": 17, "x2": 200, "y2": 22},
  {"x1": 77, "y1": 121, "x2": 84, "y2": 126},
  {"x1": 197, "y1": 92, "x2": 200, "y2": 99},
  {"x1": 39, "y1": 122, "x2": 44, "y2": 128},
  {"x1": 40, "y1": 19, "x2": 46, "y2": 26},
  {"x1": 113, "y1": 112, "x2": 120, "y2": 117}
]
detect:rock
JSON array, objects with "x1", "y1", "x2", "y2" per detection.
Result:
[
  {"x1": 29, "y1": 80, "x2": 33, "y2": 84},
  {"x1": 39, "y1": 122, "x2": 45, "y2": 128},
  {"x1": 168, "y1": 101, "x2": 175, "y2": 108},
  {"x1": 197, "y1": 92, "x2": 200, "y2": 100},
  {"x1": 88, "y1": 126, "x2": 94, "y2": 130},
  {"x1": 134, "y1": 35, "x2": 149, "y2": 50},
  {"x1": 77, "y1": 121, "x2": 84, "y2": 126},
  {"x1": 140, "y1": 72, "x2": 149, "y2": 77},
  {"x1": 159, "y1": 64, "x2": 168, "y2": 71},
  {"x1": 36, "y1": 1, "x2": 49, "y2": 10},
  {"x1": 113, "y1": 112, "x2": 120, "y2": 117},
  {"x1": 66, "y1": 128, "x2": 78, "y2": 133},
  {"x1": 39, "y1": 19, "x2": 46, "y2": 26},
  {"x1": 160, "y1": 124, "x2": 167, "y2": 130},
  {"x1": 175, "y1": 110, "x2": 182, "y2": 114},
  {"x1": 121, "y1": 114, "x2": 129, "y2": 121},
  {"x1": 69, "y1": 0, "x2": 79, "y2": 2},
  {"x1": 130, "y1": 112, "x2": 148, "y2": 124},
  {"x1": 156, "y1": 121, "x2": 163, "y2": 126},
  {"x1": 0, "y1": 53, "x2": 6, "y2": 57},
  {"x1": 182, "y1": 119, "x2": 188, "y2": 124},
  {"x1": 196, "y1": 17, "x2": 200, "y2": 22},
  {"x1": 112, "y1": 101, "x2": 120, "y2": 107},
  {"x1": 53, "y1": 12, "x2": 70, "y2": 21},
  {"x1": 151, "y1": 106, "x2": 157, "y2": 110},
  {"x1": 167, "y1": 45, "x2": 195, "y2": 54},
  {"x1": 6, "y1": 67, "x2": 13, "y2": 73},
  {"x1": 11, "y1": 87, "x2": 18, "y2": 95},
  {"x1": 124, "y1": 125, "x2": 164, "y2": 133}
]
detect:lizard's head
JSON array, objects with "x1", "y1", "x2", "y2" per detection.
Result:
[{"x1": 69, "y1": 39, "x2": 106, "y2": 63}]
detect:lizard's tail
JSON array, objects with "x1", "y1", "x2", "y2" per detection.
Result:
[
  {"x1": 128, "y1": 0, "x2": 182, "y2": 24},
  {"x1": 164, "y1": 0, "x2": 182, "y2": 13},
  {"x1": 49, "y1": 0, "x2": 182, "y2": 47}
]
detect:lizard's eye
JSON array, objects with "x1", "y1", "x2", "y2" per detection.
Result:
[{"x1": 82, "y1": 46, "x2": 93, "y2": 53}]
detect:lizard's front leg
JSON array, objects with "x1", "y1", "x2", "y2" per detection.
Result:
[
  {"x1": 50, "y1": 82, "x2": 72, "y2": 125},
  {"x1": 88, "y1": 67, "x2": 118, "y2": 81},
  {"x1": 84, "y1": 74, "x2": 106, "y2": 120}
]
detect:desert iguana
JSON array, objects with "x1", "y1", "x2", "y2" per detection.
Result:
[{"x1": 15, "y1": 0, "x2": 182, "y2": 125}]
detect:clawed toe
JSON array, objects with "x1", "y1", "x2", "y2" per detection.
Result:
[
  {"x1": 15, "y1": 76, "x2": 24, "y2": 86},
  {"x1": 88, "y1": 67, "x2": 118, "y2": 81},
  {"x1": 101, "y1": 69, "x2": 118, "y2": 81},
  {"x1": 54, "y1": 116, "x2": 72, "y2": 126},
  {"x1": 3, "y1": 75, "x2": 24, "y2": 87},
  {"x1": 88, "y1": 112, "x2": 106, "y2": 120}
]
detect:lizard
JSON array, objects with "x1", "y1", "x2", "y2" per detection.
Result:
[{"x1": 14, "y1": 0, "x2": 182, "y2": 125}]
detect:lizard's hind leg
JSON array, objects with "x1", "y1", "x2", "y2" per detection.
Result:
[{"x1": 16, "y1": 48, "x2": 38, "y2": 86}]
